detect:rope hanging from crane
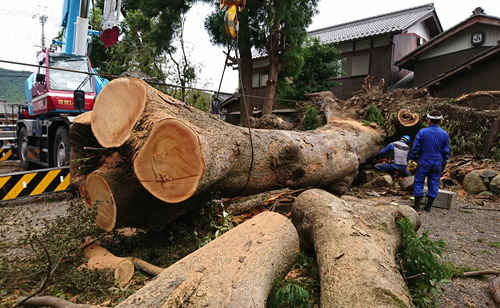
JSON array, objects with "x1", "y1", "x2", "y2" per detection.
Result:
[{"x1": 217, "y1": 0, "x2": 254, "y2": 196}]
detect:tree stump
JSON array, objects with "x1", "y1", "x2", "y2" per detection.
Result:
[{"x1": 292, "y1": 189, "x2": 420, "y2": 307}]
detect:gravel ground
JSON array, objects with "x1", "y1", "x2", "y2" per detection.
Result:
[
  {"x1": 419, "y1": 197, "x2": 500, "y2": 308},
  {"x1": 360, "y1": 189, "x2": 500, "y2": 308}
]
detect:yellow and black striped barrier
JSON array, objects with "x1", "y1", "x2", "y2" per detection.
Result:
[
  {"x1": 0, "y1": 148, "x2": 13, "y2": 161},
  {"x1": 0, "y1": 167, "x2": 70, "y2": 201}
]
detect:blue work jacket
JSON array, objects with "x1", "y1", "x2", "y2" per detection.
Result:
[{"x1": 408, "y1": 124, "x2": 450, "y2": 165}]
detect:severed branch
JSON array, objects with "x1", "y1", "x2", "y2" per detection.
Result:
[
  {"x1": 13, "y1": 235, "x2": 52, "y2": 308},
  {"x1": 226, "y1": 188, "x2": 308, "y2": 215},
  {"x1": 461, "y1": 270, "x2": 500, "y2": 305},
  {"x1": 131, "y1": 257, "x2": 165, "y2": 276},
  {"x1": 15, "y1": 296, "x2": 104, "y2": 308},
  {"x1": 455, "y1": 90, "x2": 500, "y2": 102},
  {"x1": 462, "y1": 270, "x2": 500, "y2": 277}
]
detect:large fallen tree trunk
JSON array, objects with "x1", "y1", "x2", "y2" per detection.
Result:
[
  {"x1": 87, "y1": 77, "x2": 383, "y2": 204},
  {"x1": 292, "y1": 189, "x2": 420, "y2": 307},
  {"x1": 116, "y1": 211, "x2": 299, "y2": 307}
]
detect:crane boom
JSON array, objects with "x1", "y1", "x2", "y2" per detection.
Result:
[{"x1": 15, "y1": 0, "x2": 121, "y2": 171}]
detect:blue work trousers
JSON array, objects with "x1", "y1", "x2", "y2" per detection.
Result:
[
  {"x1": 375, "y1": 163, "x2": 409, "y2": 177},
  {"x1": 413, "y1": 163, "x2": 441, "y2": 198}
]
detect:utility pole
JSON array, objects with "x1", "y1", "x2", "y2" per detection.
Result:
[
  {"x1": 37, "y1": 5, "x2": 48, "y2": 49},
  {"x1": 39, "y1": 14, "x2": 48, "y2": 49}
]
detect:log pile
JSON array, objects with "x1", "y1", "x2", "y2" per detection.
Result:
[
  {"x1": 64, "y1": 77, "x2": 437, "y2": 307},
  {"x1": 71, "y1": 77, "x2": 384, "y2": 232}
]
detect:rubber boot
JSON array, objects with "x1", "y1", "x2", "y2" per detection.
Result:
[
  {"x1": 413, "y1": 196, "x2": 422, "y2": 211},
  {"x1": 425, "y1": 197, "x2": 434, "y2": 212}
]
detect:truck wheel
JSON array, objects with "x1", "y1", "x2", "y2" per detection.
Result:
[
  {"x1": 53, "y1": 126, "x2": 70, "y2": 167},
  {"x1": 18, "y1": 126, "x2": 31, "y2": 170}
]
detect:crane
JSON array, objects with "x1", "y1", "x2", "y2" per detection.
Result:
[{"x1": 16, "y1": 0, "x2": 121, "y2": 170}]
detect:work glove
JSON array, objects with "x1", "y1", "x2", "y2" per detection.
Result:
[{"x1": 407, "y1": 160, "x2": 417, "y2": 172}]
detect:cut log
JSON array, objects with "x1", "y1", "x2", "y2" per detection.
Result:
[
  {"x1": 116, "y1": 211, "x2": 299, "y2": 308},
  {"x1": 394, "y1": 108, "x2": 421, "y2": 139},
  {"x1": 396, "y1": 109, "x2": 420, "y2": 128},
  {"x1": 292, "y1": 189, "x2": 420, "y2": 307},
  {"x1": 83, "y1": 243, "x2": 134, "y2": 287},
  {"x1": 84, "y1": 152, "x2": 203, "y2": 231},
  {"x1": 89, "y1": 77, "x2": 384, "y2": 202}
]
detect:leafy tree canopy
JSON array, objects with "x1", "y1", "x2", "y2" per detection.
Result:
[
  {"x1": 89, "y1": 0, "x2": 195, "y2": 81},
  {"x1": 278, "y1": 38, "x2": 342, "y2": 101}
]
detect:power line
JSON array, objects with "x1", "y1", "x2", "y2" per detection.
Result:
[{"x1": 0, "y1": 58, "x2": 308, "y2": 104}]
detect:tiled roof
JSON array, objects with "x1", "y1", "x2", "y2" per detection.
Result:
[{"x1": 309, "y1": 3, "x2": 436, "y2": 44}]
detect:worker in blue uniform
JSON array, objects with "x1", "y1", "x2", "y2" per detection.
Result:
[
  {"x1": 375, "y1": 135, "x2": 411, "y2": 177},
  {"x1": 408, "y1": 110, "x2": 450, "y2": 212}
]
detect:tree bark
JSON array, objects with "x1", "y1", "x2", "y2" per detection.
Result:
[
  {"x1": 89, "y1": 77, "x2": 384, "y2": 203},
  {"x1": 292, "y1": 189, "x2": 420, "y2": 308},
  {"x1": 116, "y1": 211, "x2": 299, "y2": 308},
  {"x1": 237, "y1": 10, "x2": 254, "y2": 127},
  {"x1": 70, "y1": 111, "x2": 113, "y2": 194},
  {"x1": 480, "y1": 114, "x2": 500, "y2": 157},
  {"x1": 489, "y1": 275, "x2": 500, "y2": 306},
  {"x1": 262, "y1": 20, "x2": 281, "y2": 116}
]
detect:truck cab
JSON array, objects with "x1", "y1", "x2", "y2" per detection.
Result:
[
  {"x1": 17, "y1": 49, "x2": 96, "y2": 170},
  {"x1": 31, "y1": 50, "x2": 96, "y2": 115}
]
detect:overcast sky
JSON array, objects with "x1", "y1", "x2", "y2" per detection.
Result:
[{"x1": 1, "y1": 0, "x2": 499, "y2": 93}]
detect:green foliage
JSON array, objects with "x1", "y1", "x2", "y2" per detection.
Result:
[
  {"x1": 397, "y1": 218, "x2": 453, "y2": 308},
  {"x1": 440, "y1": 99, "x2": 455, "y2": 104},
  {"x1": 439, "y1": 124, "x2": 485, "y2": 157},
  {"x1": 0, "y1": 68, "x2": 31, "y2": 104},
  {"x1": 488, "y1": 241, "x2": 500, "y2": 248},
  {"x1": 194, "y1": 198, "x2": 234, "y2": 247},
  {"x1": 203, "y1": 0, "x2": 319, "y2": 111},
  {"x1": 267, "y1": 280, "x2": 311, "y2": 308},
  {"x1": 89, "y1": 0, "x2": 196, "y2": 83},
  {"x1": 267, "y1": 250, "x2": 319, "y2": 308},
  {"x1": 303, "y1": 103, "x2": 323, "y2": 130},
  {"x1": 0, "y1": 193, "x2": 239, "y2": 306},
  {"x1": 278, "y1": 37, "x2": 342, "y2": 101},
  {"x1": 363, "y1": 103, "x2": 385, "y2": 126},
  {"x1": 185, "y1": 90, "x2": 211, "y2": 111},
  {"x1": 0, "y1": 200, "x2": 139, "y2": 306}
]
